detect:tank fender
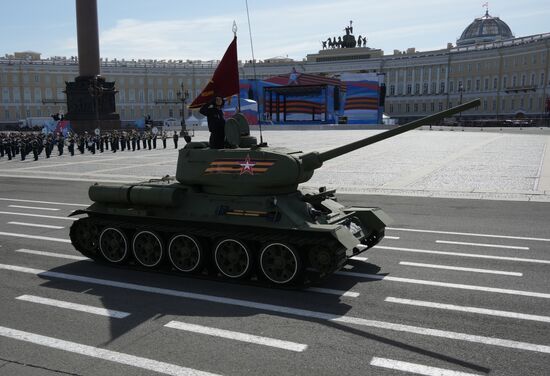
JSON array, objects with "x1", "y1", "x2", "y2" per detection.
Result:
[{"x1": 344, "y1": 207, "x2": 393, "y2": 231}]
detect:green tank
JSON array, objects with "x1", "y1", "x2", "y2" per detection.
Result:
[{"x1": 70, "y1": 99, "x2": 480, "y2": 286}]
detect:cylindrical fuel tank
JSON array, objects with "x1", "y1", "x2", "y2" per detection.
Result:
[
  {"x1": 89, "y1": 184, "x2": 183, "y2": 207},
  {"x1": 89, "y1": 184, "x2": 132, "y2": 204}
]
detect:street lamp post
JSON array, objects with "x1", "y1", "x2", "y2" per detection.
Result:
[
  {"x1": 458, "y1": 82, "x2": 464, "y2": 124},
  {"x1": 176, "y1": 82, "x2": 189, "y2": 131}
]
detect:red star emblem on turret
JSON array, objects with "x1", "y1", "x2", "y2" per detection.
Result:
[{"x1": 239, "y1": 154, "x2": 256, "y2": 175}]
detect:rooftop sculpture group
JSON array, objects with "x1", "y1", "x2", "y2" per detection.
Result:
[{"x1": 322, "y1": 21, "x2": 367, "y2": 49}]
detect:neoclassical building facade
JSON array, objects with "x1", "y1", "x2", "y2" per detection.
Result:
[{"x1": 1, "y1": 11, "x2": 548, "y2": 124}]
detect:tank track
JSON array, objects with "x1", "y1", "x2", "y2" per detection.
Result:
[{"x1": 69, "y1": 213, "x2": 348, "y2": 289}]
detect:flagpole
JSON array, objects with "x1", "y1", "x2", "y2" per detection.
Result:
[{"x1": 233, "y1": 21, "x2": 241, "y2": 113}]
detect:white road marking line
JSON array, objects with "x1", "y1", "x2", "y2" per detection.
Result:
[
  {"x1": 436, "y1": 240, "x2": 529, "y2": 250},
  {"x1": 334, "y1": 270, "x2": 550, "y2": 299},
  {"x1": 0, "y1": 325, "x2": 220, "y2": 376},
  {"x1": 16, "y1": 295, "x2": 130, "y2": 319},
  {"x1": 374, "y1": 245, "x2": 550, "y2": 264},
  {"x1": 8, "y1": 222, "x2": 65, "y2": 230},
  {"x1": 384, "y1": 236, "x2": 400, "y2": 240},
  {"x1": 0, "y1": 232, "x2": 71, "y2": 243},
  {"x1": 387, "y1": 227, "x2": 550, "y2": 242},
  {"x1": 1, "y1": 263, "x2": 549, "y2": 354},
  {"x1": 306, "y1": 287, "x2": 360, "y2": 298},
  {"x1": 399, "y1": 261, "x2": 523, "y2": 277},
  {"x1": 8, "y1": 205, "x2": 61, "y2": 212},
  {"x1": 384, "y1": 297, "x2": 550, "y2": 323},
  {"x1": 0, "y1": 211, "x2": 77, "y2": 221},
  {"x1": 165, "y1": 321, "x2": 307, "y2": 352},
  {"x1": 15, "y1": 249, "x2": 87, "y2": 261},
  {"x1": 370, "y1": 357, "x2": 482, "y2": 376},
  {"x1": 0, "y1": 197, "x2": 88, "y2": 207},
  {"x1": 350, "y1": 256, "x2": 368, "y2": 261}
]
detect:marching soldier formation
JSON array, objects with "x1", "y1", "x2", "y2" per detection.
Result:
[{"x1": 0, "y1": 129, "x2": 178, "y2": 163}]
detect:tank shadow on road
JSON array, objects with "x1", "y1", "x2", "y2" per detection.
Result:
[{"x1": 35, "y1": 260, "x2": 490, "y2": 374}]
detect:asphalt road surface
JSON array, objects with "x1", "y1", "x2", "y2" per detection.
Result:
[{"x1": 0, "y1": 177, "x2": 549, "y2": 375}]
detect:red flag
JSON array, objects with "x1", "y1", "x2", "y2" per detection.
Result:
[{"x1": 189, "y1": 36, "x2": 239, "y2": 108}]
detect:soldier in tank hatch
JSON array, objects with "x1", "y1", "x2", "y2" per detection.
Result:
[{"x1": 199, "y1": 96, "x2": 226, "y2": 149}]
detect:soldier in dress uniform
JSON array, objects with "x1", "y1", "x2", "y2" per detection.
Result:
[
  {"x1": 142, "y1": 132, "x2": 147, "y2": 149},
  {"x1": 68, "y1": 133, "x2": 75, "y2": 156},
  {"x1": 31, "y1": 136, "x2": 40, "y2": 161},
  {"x1": 173, "y1": 131, "x2": 179, "y2": 149},
  {"x1": 120, "y1": 132, "x2": 126, "y2": 151},
  {"x1": 44, "y1": 135, "x2": 52, "y2": 158},
  {"x1": 162, "y1": 131, "x2": 167, "y2": 149},
  {"x1": 152, "y1": 131, "x2": 157, "y2": 149},
  {"x1": 147, "y1": 131, "x2": 152, "y2": 150},
  {"x1": 57, "y1": 133, "x2": 65, "y2": 156}
]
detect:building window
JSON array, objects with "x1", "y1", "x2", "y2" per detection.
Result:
[
  {"x1": 440, "y1": 82, "x2": 445, "y2": 93},
  {"x1": 503, "y1": 77, "x2": 507, "y2": 88},
  {"x1": 431, "y1": 82, "x2": 437, "y2": 94},
  {"x1": 389, "y1": 104, "x2": 394, "y2": 112},
  {"x1": 430, "y1": 102, "x2": 435, "y2": 112},
  {"x1": 483, "y1": 100, "x2": 487, "y2": 111},
  {"x1": 502, "y1": 98, "x2": 506, "y2": 111},
  {"x1": 449, "y1": 81, "x2": 454, "y2": 93},
  {"x1": 414, "y1": 103, "x2": 418, "y2": 112},
  {"x1": 139, "y1": 90, "x2": 144, "y2": 102},
  {"x1": 493, "y1": 77, "x2": 498, "y2": 90},
  {"x1": 520, "y1": 97, "x2": 524, "y2": 108},
  {"x1": 423, "y1": 83, "x2": 428, "y2": 94},
  {"x1": 415, "y1": 83, "x2": 420, "y2": 94},
  {"x1": 475, "y1": 79, "x2": 480, "y2": 91},
  {"x1": 34, "y1": 88, "x2": 41, "y2": 102},
  {"x1": 169, "y1": 108, "x2": 174, "y2": 117},
  {"x1": 448, "y1": 102, "x2": 453, "y2": 109},
  {"x1": 529, "y1": 97, "x2": 533, "y2": 110},
  {"x1": 531, "y1": 73, "x2": 536, "y2": 86},
  {"x1": 466, "y1": 80, "x2": 471, "y2": 91},
  {"x1": 512, "y1": 76, "x2": 517, "y2": 87},
  {"x1": 484, "y1": 78, "x2": 489, "y2": 91},
  {"x1": 130, "y1": 108, "x2": 135, "y2": 119},
  {"x1": 2, "y1": 88, "x2": 9, "y2": 103},
  {"x1": 157, "y1": 90, "x2": 163, "y2": 100},
  {"x1": 397, "y1": 103, "x2": 401, "y2": 112},
  {"x1": 521, "y1": 75, "x2": 526, "y2": 86},
  {"x1": 4, "y1": 110, "x2": 9, "y2": 120},
  {"x1": 422, "y1": 103, "x2": 426, "y2": 112},
  {"x1": 390, "y1": 85, "x2": 395, "y2": 95},
  {"x1": 406, "y1": 84, "x2": 412, "y2": 95},
  {"x1": 541, "y1": 73, "x2": 545, "y2": 87},
  {"x1": 511, "y1": 99, "x2": 515, "y2": 110},
  {"x1": 148, "y1": 89, "x2": 154, "y2": 102},
  {"x1": 438, "y1": 102, "x2": 443, "y2": 111},
  {"x1": 492, "y1": 99, "x2": 496, "y2": 111},
  {"x1": 128, "y1": 89, "x2": 135, "y2": 102}
]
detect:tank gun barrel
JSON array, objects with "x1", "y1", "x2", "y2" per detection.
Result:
[{"x1": 316, "y1": 99, "x2": 480, "y2": 163}]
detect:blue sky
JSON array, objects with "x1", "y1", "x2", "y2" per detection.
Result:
[{"x1": 1, "y1": 0, "x2": 548, "y2": 61}]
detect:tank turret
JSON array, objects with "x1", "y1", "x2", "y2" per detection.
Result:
[
  {"x1": 69, "y1": 99, "x2": 480, "y2": 287},
  {"x1": 176, "y1": 99, "x2": 480, "y2": 195}
]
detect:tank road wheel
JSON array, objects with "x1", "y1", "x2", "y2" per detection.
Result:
[
  {"x1": 214, "y1": 239, "x2": 252, "y2": 279},
  {"x1": 308, "y1": 246, "x2": 334, "y2": 275},
  {"x1": 99, "y1": 227, "x2": 129, "y2": 264},
  {"x1": 69, "y1": 218, "x2": 100, "y2": 259},
  {"x1": 168, "y1": 234, "x2": 204, "y2": 273},
  {"x1": 132, "y1": 231, "x2": 164, "y2": 267},
  {"x1": 260, "y1": 243, "x2": 301, "y2": 285}
]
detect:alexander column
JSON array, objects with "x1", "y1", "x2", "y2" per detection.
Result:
[{"x1": 64, "y1": 0, "x2": 120, "y2": 132}]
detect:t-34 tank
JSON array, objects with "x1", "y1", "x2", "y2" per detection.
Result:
[{"x1": 70, "y1": 99, "x2": 480, "y2": 286}]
